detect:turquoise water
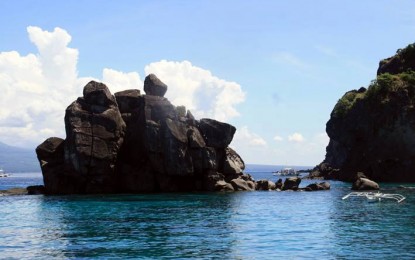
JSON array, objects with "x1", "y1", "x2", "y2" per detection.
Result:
[{"x1": 1, "y1": 169, "x2": 415, "y2": 259}]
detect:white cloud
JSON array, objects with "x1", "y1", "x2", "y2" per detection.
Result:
[
  {"x1": 145, "y1": 60, "x2": 245, "y2": 121},
  {"x1": 0, "y1": 26, "x2": 246, "y2": 148},
  {"x1": 273, "y1": 135, "x2": 283, "y2": 142},
  {"x1": 288, "y1": 132, "x2": 305, "y2": 143},
  {"x1": 233, "y1": 126, "x2": 267, "y2": 147},
  {"x1": 102, "y1": 68, "x2": 143, "y2": 94}
]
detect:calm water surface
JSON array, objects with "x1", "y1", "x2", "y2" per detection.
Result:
[{"x1": 1, "y1": 170, "x2": 415, "y2": 259}]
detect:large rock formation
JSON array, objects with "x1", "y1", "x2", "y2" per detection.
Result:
[
  {"x1": 312, "y1": 43, "x2": 415, "y2": 182},
  {"x1": 36, "y1": 74, "x2": 247, "y2": 194}
]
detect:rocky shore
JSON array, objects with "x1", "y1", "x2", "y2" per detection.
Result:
[
  {"x1": 310, "y1": 43, "x2": 415, "y2": 183},
  {"x1": 36, "y1": 74, "x2": 330, "y2": 195}
]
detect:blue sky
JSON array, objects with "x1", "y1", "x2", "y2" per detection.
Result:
[{"x1": 0, "y1": 0, "x2": 414, "y2": 166}]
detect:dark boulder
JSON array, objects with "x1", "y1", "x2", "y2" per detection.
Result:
[
  {"x1": 214, "y1": 180, "x2": 235, "y2": 191},
  {"x1": 144, "y1": 74, "x2": 168, "y2": 97},
  {"x1": 230, "y1": 177, "x2": 255, "y2": 191},
  {"x1": 256, "y1": 179, "x2": 276, "y2": 190},
  {"x1": 27, "y1": 185, "x2": 46, "y2": 195},
  {"x1": 283, "y1": 177, "x2": 301, "y2": 191},
  {"x1": 305, "y1": 182, "x2": 331, "y2": 191},
  {"x1": 198, "y1": 118, "x2": 236, "y2": 148},
  {"x1": 35, "y1": 137, "x2": 67, "y2": 194},
  {"x1": 352, "y1": 177, "x2": 380, "y2": 190},
  {"x1": 64, "y1": 81, "x2": 126, "y2": 193},
  {"x1": 114, "y1": 89, "x2": 141, "y2": 114},
  {"x1": 275, "y1": 178, "x2": 283, "y2": 190},
  {"x1": 222, "y1": 147, "x2": 245, "y2": 175}
]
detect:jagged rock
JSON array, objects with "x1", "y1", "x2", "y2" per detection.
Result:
[
  {"x1": 37, "y1": 75, "x2": 246, "y2": 194},
  {"x1": 275, "y1": 178, "x2": 283, "y2": 190},
  {"x1": 315, "y1": 42, "x2": 415, "y2": 182},
  {"x1": 308, "y1": 163, "x2": 339, "y2": 180},
  {"x1": 215, "y1": 180, "x2": 235, "y2": 191},
  {"x1": 283, "y1": 177, "x2": 301, "y2": 191},
  {"x1": 27, "y1": 185, "x2": 45, "y2": 195},
  {"x1": 222, "y1": 147, "x2": 245, "y2": 175},
  {"x1": 230, "y1": 178, "x2": 255, "y2": 191},
  {"x1": 256, "y1": 179, "x2": 276, "y2": 190},
  {"x1": 64, "y1": 81, "x2": 126, "y2": 193},
  {"x1": 305, "y1": 182, "x2": 331, "y2": 191},
  {"x1": 352, "y1": 177, "x2": 379, "y2": 190},
  {"x1": 114, "y1": 89, "x2": 141, "y2": 114},
  {"x1": 203, "y1": 171, "x2": 225, "y2": 191},
  {"x1": 198, "y1": 118, "x2": 236, "y2": 148},
  {"x1": 187, "y1": 126, "x2": 206, "y2": 148},
  {"x1": 162, "y1": 118, "x2": 193, "y2": 176},
  {"x1": 377, "y1": 43, "x2": 415, "y2": 75},
  {"x1": 35, "y1": 137, "x2": 67, "y2": 194},
  {"x1": 144, "y1": 74, "x2": 168, "y2": 97}
]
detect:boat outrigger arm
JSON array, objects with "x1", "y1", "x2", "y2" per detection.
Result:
[{"x1": 342, "y1": 192, "x2": 406, "y2": 203}]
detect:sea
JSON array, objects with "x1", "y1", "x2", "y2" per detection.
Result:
[{"x1": 1, "y1": 165, "x2": 415, "y2": 259}]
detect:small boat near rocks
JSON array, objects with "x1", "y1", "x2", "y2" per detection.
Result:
[
  {"x1": 0, "y1": 168, "x2": 10, "y2": 177},
  {"x1": 342, "y1": 192, "x2": 406, "y2": 203}
]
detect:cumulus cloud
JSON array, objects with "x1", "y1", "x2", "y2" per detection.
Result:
[
  {"x1": 145, "y1": 60, "x2": 245, "y2": 121},
  {"x1": 273, "y1": 135, "x2": 283, "y2": 142},
  {"x1": 0, "y1": 27, "x2": 83, "y2": 147},
  {"x1": 0, "y1": 26, "x2": 246, "y2": 148},
  {"x1": 233, "y1": 126, "x2": 267, "y2": 147},
  {"x1": 102, "y1": 68, "x2": 143, "y2": 93},
  {"x1": 288, "y1": 132, "x2": 305, "y2": 143}
]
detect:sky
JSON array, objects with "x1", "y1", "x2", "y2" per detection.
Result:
[{"x1": 0, "y1": 0, "x2": 414, "y2": 166}]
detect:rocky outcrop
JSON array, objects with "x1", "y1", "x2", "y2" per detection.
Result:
[
  {"x1": 283, "y1": 177, "x2": 301, "y2": 191},
  {"x1": 256, "y1": 179, "x2": 276, "y2": 191},
  {"x1": 312, "y1": 42, "x2": 415, "y2": 182},
  {"x1": 144, "y1": 73, "x2": 168, "y2": 97},
  {"x1": 36, "y1": 74, "x2": 247, "y2": 194},
  {"x1": 305, "y1": 182, "x2": 331, "y2": 191},
  {"x1": 64, "y1": 81, "x2": 126, "y2": 193},
  {"x1": 230, "y1": 177, "x2": 255, "y2": 191},
  {"x1": 377, "y1": 43, "x2": 415, "y2": 75},
  {"x1": 352, "y1": 178, "x2": 379, "y2": 191}
]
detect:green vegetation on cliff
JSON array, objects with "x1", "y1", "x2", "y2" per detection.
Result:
[
  {"x1": 366, "y1": 71, "x2": 415, "y2": 101},
  {"x1": 333, "y1": 42, "x2": 415, "y2": 118}
]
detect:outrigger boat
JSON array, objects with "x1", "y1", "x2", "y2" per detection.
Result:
[
  {"x1": 0, "y1": 168, "x2": 9, "y2": 177},
  {"x1": 342, "y1": 192, "x2": 406, "y2": 203}
]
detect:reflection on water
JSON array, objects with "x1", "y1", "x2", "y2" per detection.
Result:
[
  {"x1": 1, "y1": 181, "x2": 415, "y2": 259},
  {"x1": 38, "y1": 193, "x2": 238, "y2": 259}
]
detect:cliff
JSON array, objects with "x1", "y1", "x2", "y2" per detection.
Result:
[
  {"x1": 36, "y1": 74, "x2": 248, "y2": 194},
  {"x1": 311, "y1": 43, "x2": 415, "y2": 182}
]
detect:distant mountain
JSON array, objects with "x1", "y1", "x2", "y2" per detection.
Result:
[{"x1": 0, "y1": 142, "x2": 40, "y2": 173}]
